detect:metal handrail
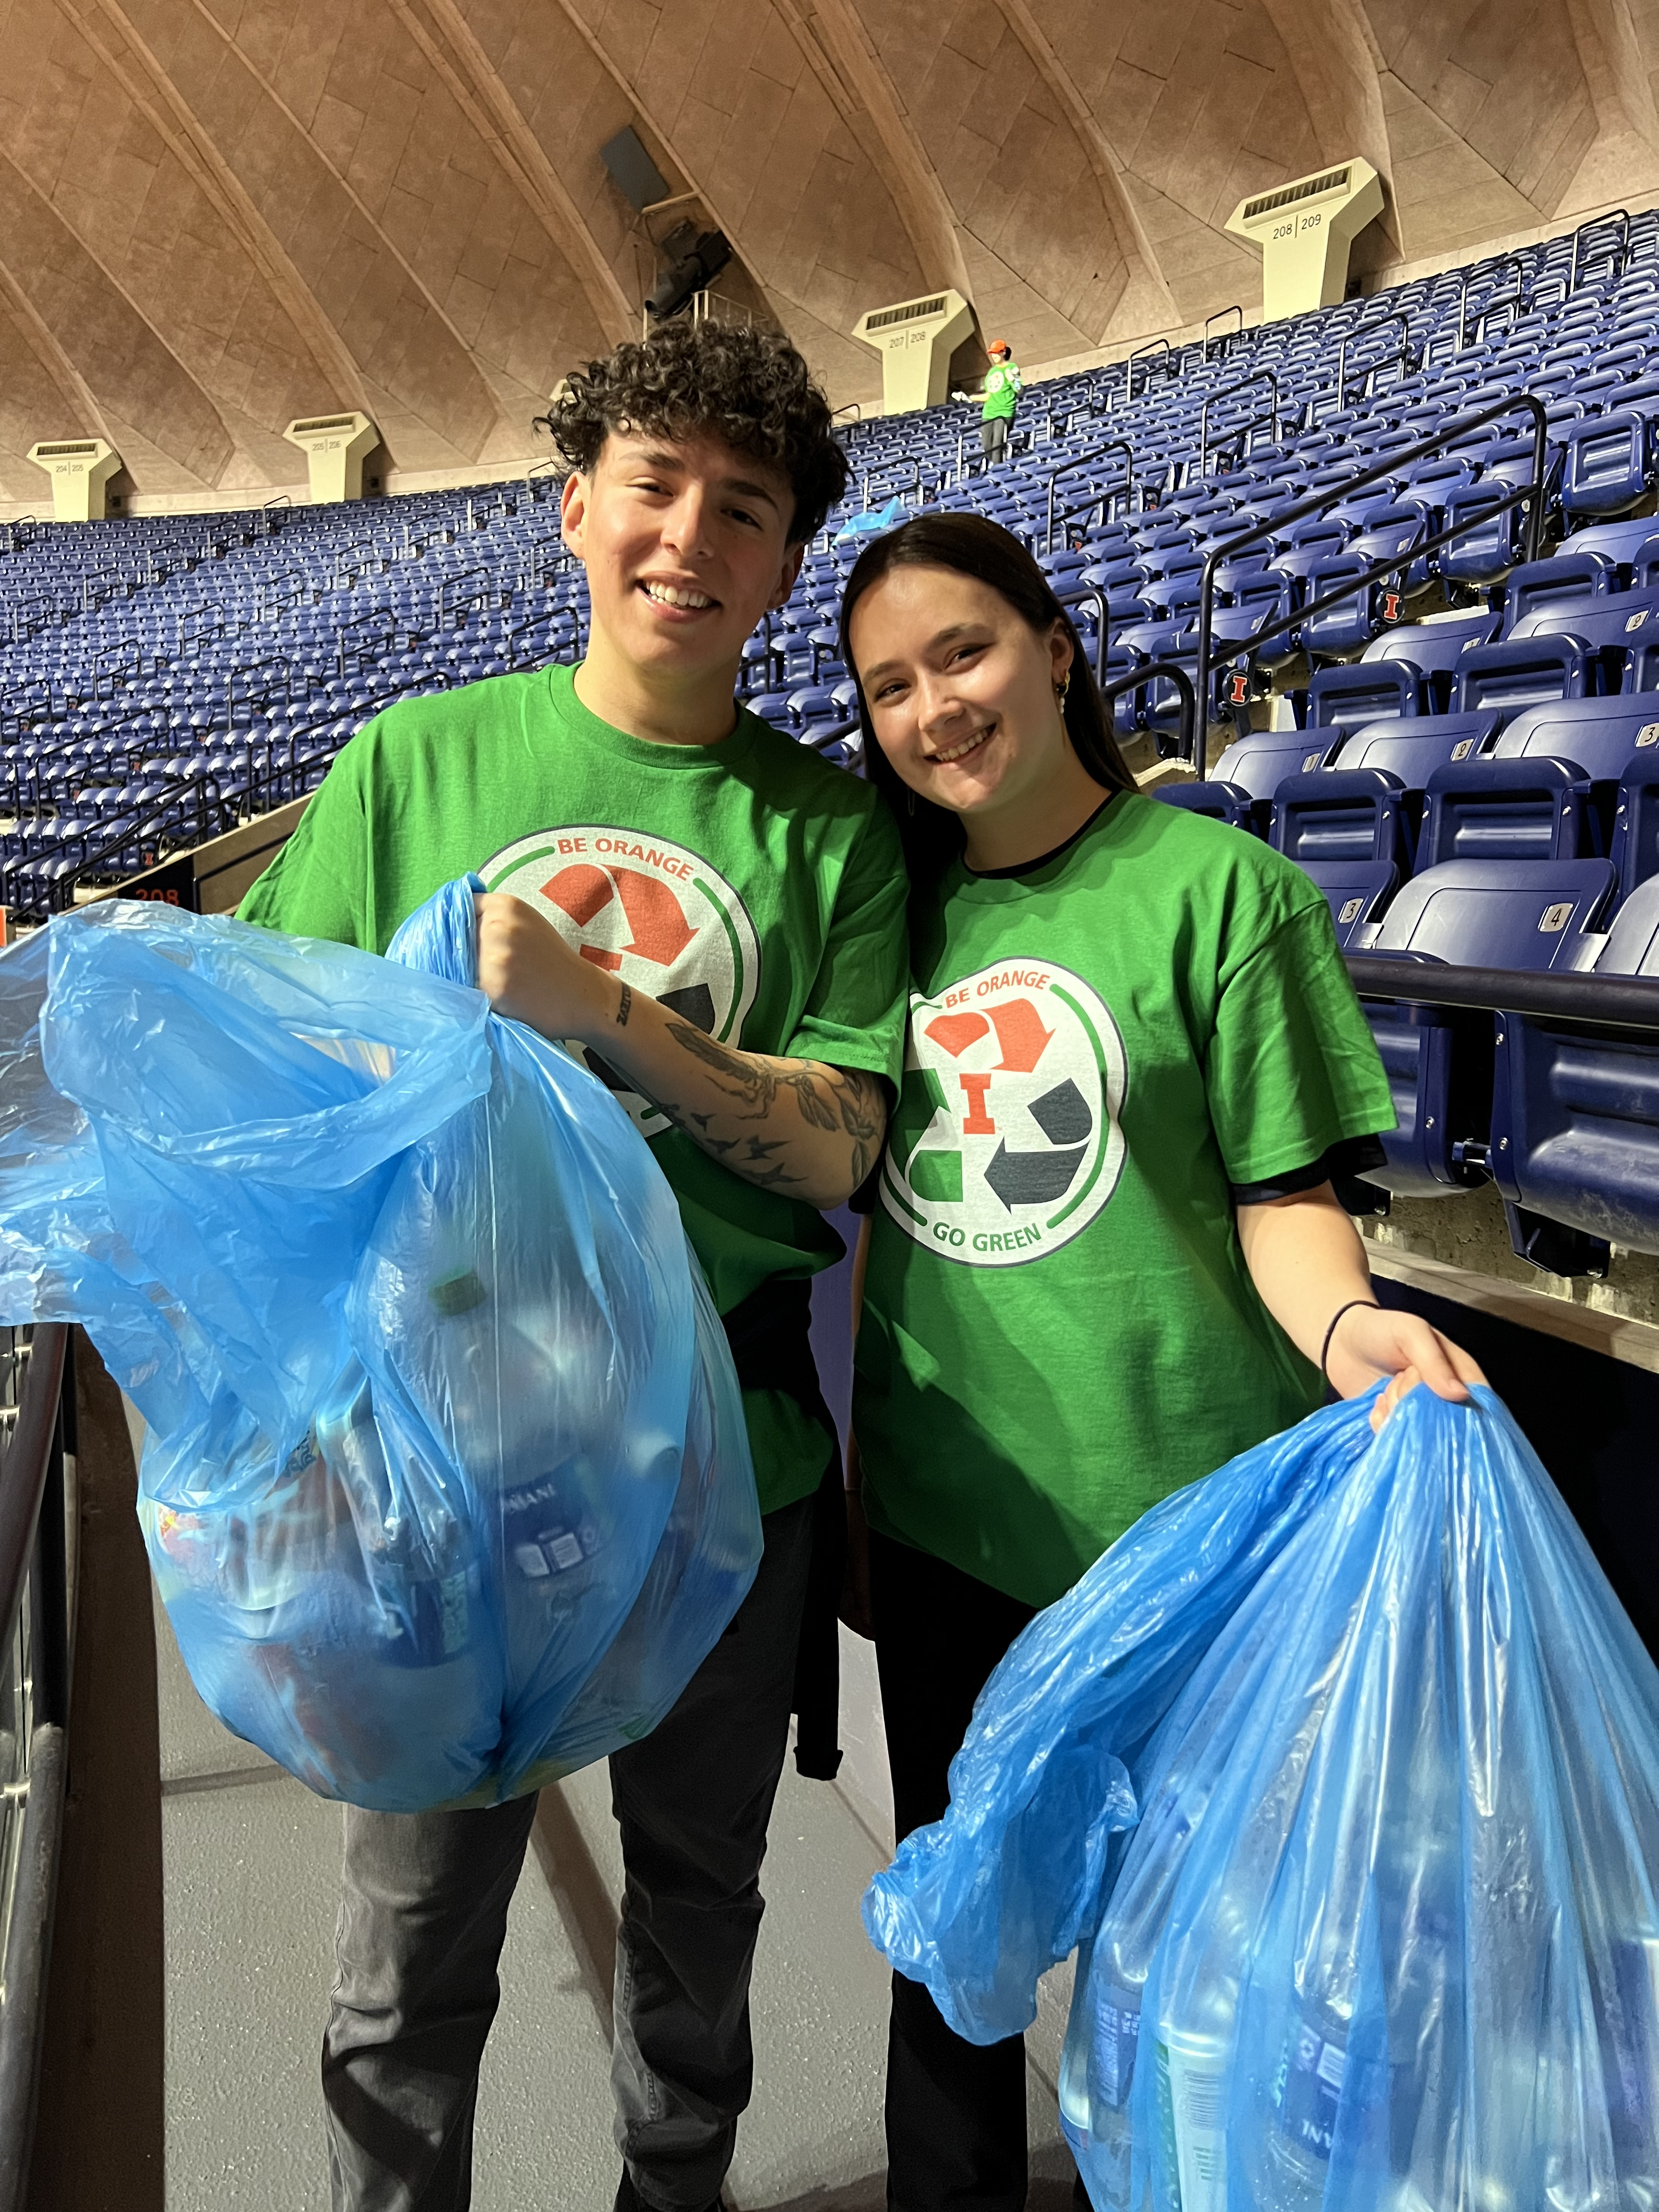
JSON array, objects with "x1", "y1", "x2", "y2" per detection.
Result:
[
  {"x1": 0, "y1": 1323, "x2": 70, "y2": 2212},
  {"x1": 1049, "y1": 482, "x2": 1132, "y2": 550},
  {"x1": 1054, "y1": 585, "x2": 1109, "y2": 685},
  {"x1": 1127, "y1": 338, "x2": 1173, "y2": 403},
  {"x1": 1188, "y1": 391, "x2": 1549, "y2": 775},
  {"x1": 1103, "y1": 658, "x2": 1195, "y2": 761},
  {"x1": 1333, "y1": 311, "x2": 1416, "y2": 414},
  {"x1": 1046, "y1": 442, "x2": 1132, "y2": 554},
  {"x1": 1573, "y1": 208, "x2": 1630, "y2": 290},
  {"x1": 1459, "y1": 253, "x2": 1524, "y2": 348},
  {"x1": 1346, "y1": 953, "x2": 1659, "y2": 1032},
  {"x1": 1204, "y1": 306, "x2": 1244, "y2": 362},
  {"x1": 1198, "y1": 369, "x2": 1279, "y2": 479}
]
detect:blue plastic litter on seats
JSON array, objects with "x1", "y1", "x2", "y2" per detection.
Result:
[
  {"x1": 0, "y1": 878, "x2": 761, "y2": 1811},
  {"x1": 863, "y1": 1384, "x2": 1659, "y2": 2212}
]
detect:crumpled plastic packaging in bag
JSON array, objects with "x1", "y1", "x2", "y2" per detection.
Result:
[
  {"x1": 0, "y1": 877, "x2": 760, "y2": 1811},
  {"x1": 865, "y1": 1385, "x2": 1659, "y2": 2212}
]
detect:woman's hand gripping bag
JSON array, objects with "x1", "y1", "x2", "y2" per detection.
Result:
[{"x1": 0, "y1": 879, "x2": 760, "y2": 1809}]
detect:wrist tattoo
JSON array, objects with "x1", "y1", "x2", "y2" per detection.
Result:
[{"x1": 616, "y1": 983, "x2": 632, "y2": 1028}]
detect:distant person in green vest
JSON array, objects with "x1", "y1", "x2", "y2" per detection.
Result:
[
  {"x1": 835, "y1": 511, "x2": 1484, "y2": 2212},
  {"x1": 979, "y1": 340, "x2": 1022, "y2": 465}
]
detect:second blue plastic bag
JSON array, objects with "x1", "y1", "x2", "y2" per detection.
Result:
[
  {"x1": 0, "y1": 879, "x2": 761, "y2": 1810},
  {"x1": 865, "y1": 1386, "x2": 1659, "y2": 2212}
]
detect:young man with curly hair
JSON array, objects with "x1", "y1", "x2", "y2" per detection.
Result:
[{"x1": 240, "y1": 323, "x2": 907, "y2": 2212}]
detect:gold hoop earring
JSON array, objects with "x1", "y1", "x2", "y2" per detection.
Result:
[{"x1": 1055, "y1": 672, "x2": 1071, "y2": 708}]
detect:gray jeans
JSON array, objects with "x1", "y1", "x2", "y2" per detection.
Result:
[
  {"x1": 322, "y1": 1495, "x2": 815, "y2": 2212},
  {"x1": 980, "y1": 416, "x2": 1009, "y2": 463}
]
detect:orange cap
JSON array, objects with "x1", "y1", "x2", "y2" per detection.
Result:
[{"x1": 988, "y1": 338, "x2": 1010, "y2": 357}]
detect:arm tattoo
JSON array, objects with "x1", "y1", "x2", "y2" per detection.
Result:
[
  {"x1": 616, "y1": 982, "x2": 632, "y2": 1028},
  {"x1": 659, "y1": 1020, "x2": 885, "y2": 1191}
]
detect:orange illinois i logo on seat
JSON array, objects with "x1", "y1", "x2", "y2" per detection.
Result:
[
  {"x1": 482, "y1": 828, "x2": 761, "y2": 1135},
  {"x1": 881, "y1": 961, "x2": 1128, "y2": 1266}
]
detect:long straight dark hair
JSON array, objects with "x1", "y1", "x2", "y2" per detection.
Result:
[{"x1": 838, "y1": 512, "x2": 1136, "y2": 882}]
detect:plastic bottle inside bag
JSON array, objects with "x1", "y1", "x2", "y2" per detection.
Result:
[
  {"x1": 428, "y1": 1266, "x2": 612, "y2": 1595},
  {"x1": 1602, "y1": 1934, "x2": 1659, "y2": 2199},
  {"x1": 1260, "y1": 1993, "x2": 1350, "y2": 2210},
  {"x1": 1065, "y1": 1800, "x2": 1193, "y2": 2204}
]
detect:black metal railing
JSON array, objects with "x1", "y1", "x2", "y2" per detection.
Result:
[
  {"x1": 1188, "y1": 391, "x2": 1550, "y2": 774},
  {"x1": 1105, "y1": 658, "x2": 1197, "y2": 760},
  {"x1": 1204, "y1": 306, "x2": 1244, "y2": 362},
  {"x1": 1573, "y1": 208, "x2": 1631, "y2": 290},
  {"x1": 1347, "y1": 954, "x2": 1659, "y2": 1032},
  {"x1": 1046, "y1": 442, "x2": 1132, "y2": 554},
  {"x1": 1127, "y1": 337, "x2": 1175, "y2": 403},
  {"x1": 1331, "y1": 312, "x2": 1417, "y2": 415},
  {"x1": 1054, "y1": 586, "x2": 1109, "y2": 684},
  {"x1": 0, "y1": 1324, "x2": 72, "y2": 2212},
  {"x1": 1198, "y1": 369, "x2": 1279, "y2": 479}
]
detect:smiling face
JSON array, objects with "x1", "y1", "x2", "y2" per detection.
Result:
[
  {"x1": 849, "y1": 563, "x2": 1076, "y2": 826},
  {"x1": 560, "y1": 429, "x2": 802, "y2": 690}
]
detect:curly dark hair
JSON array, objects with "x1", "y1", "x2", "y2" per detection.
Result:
[{"x1": 540, "y1": 321, "x2": 849, "y2": 546}]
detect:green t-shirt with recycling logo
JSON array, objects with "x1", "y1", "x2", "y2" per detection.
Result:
[
  {"x1": 240, "y1": 663, "x2": 910, "y2": 1515},
  {"x1": 854, "y1": 791, "x2": 1396, "y2": 1607}
]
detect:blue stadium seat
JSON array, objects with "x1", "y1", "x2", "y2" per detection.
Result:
[
  {"x1": 1565, "y1": 515, "x2": 1659, "y2": 572},
  {"x1": 1610, "y1": 760, "x2": 1659, "y2": 899},
  {"x1": 1500, "y1": 549, "x2": 1622, "y2": 633},
  {"x1": 1151, "y1": 780, "x2": 1254, "y2": 830},
  {"x1": 1295, "y1": 859, "x2": 1400, "y2": 946},
  {"x1": 1491, "y1": 694, "x2": 1659, "y2": 777},
  {"x1": 1489, "y1": 871, "x2": 1659, "y2": 1263},
  {"x1": 1307, "y1": 661, "x2": 1425, "y2": 730},
  {"x1": 1455, "y1": 636, "x2": 1595, "y2": 715},
  {"x1": 1416, "y1": 757, "x2": 1596, "y2": 868},
  {"x1": 1208, "y1": 727, "x2": 1341, "y2": 799},
  {"x1": 1505, "y1": 595, "x2": 1659, "y2": 691},
  {"x1": 1560, "y1": 410, "x2": 1656, "y2": 518},
  {"x1": 1372, "y1": 856, "x2": 1614, "y2": 968},
  {"x1": 1351, "y1": 857, "x2": 1617, "y2": 1197},
  {"x1": 1364, "y1": 608, "x2": 1502, "y2": 711},
  {"x1": 1270, "y1": 766, "x2": 1411, "y2": 867}
]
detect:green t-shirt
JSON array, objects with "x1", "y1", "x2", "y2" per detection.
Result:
[
  {"x1": 239, "y1": 663, "x2": 910, "y2": 1515},
  {"x1": 854, "y1": 792, "x2": 1396, "y2": 1607},
  {"x1": 983, "y1": 362, "x2": 1023, "y2": 420}
]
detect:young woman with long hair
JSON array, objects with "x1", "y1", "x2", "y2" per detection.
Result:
[{"x1": 836, "y1": 514, "x2": 1482, "y2": 2212}]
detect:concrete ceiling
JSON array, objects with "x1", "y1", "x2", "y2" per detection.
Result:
[{"x1": 2, "y1": 0, "x2": 1658, "y2": 507}]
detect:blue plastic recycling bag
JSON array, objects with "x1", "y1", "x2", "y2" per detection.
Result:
[
  {"x1": 866, "y1": 1385, "x2": 1659, "y2": 2212},
  {"x1": 0, "y1": 879, "x2": 761, "y2": 1810}
]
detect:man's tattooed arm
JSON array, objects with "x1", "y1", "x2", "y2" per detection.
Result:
[
  {"x1": 607, "y1": 1006, "x2": 886, "y2": 1203},
  {"x1": 470, "y1": 889, "x2": 888, "y2": 1206}
]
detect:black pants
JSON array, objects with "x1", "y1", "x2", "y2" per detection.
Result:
[{"x1": 872, "y1": 1530, "x2": 1062, "y2": 2212}]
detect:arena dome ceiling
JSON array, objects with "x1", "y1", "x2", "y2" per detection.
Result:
[{"x1": 2, "y1": 0, "x2": 1658, "y2": 510}]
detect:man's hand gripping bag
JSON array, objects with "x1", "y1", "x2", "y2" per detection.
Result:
[
  {"x1": 867, "y1": 1385, "x2": 1659, "y2": 2212},
  {"x1": 0, "y1": 879, "x2": 760, "y2": 1810}
]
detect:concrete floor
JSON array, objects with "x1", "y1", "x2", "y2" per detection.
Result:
[{"x1": 154, "y1": 1594, "x2": 1078, "y2": 2210}]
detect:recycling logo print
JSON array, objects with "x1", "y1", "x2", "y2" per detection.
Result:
[
  {"x1": 881, "y1": 958, "x2": 1127, "y2": 1267},
  {"x1": 482, "y1": 826, "x2": 760, "y2": 1136}
]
